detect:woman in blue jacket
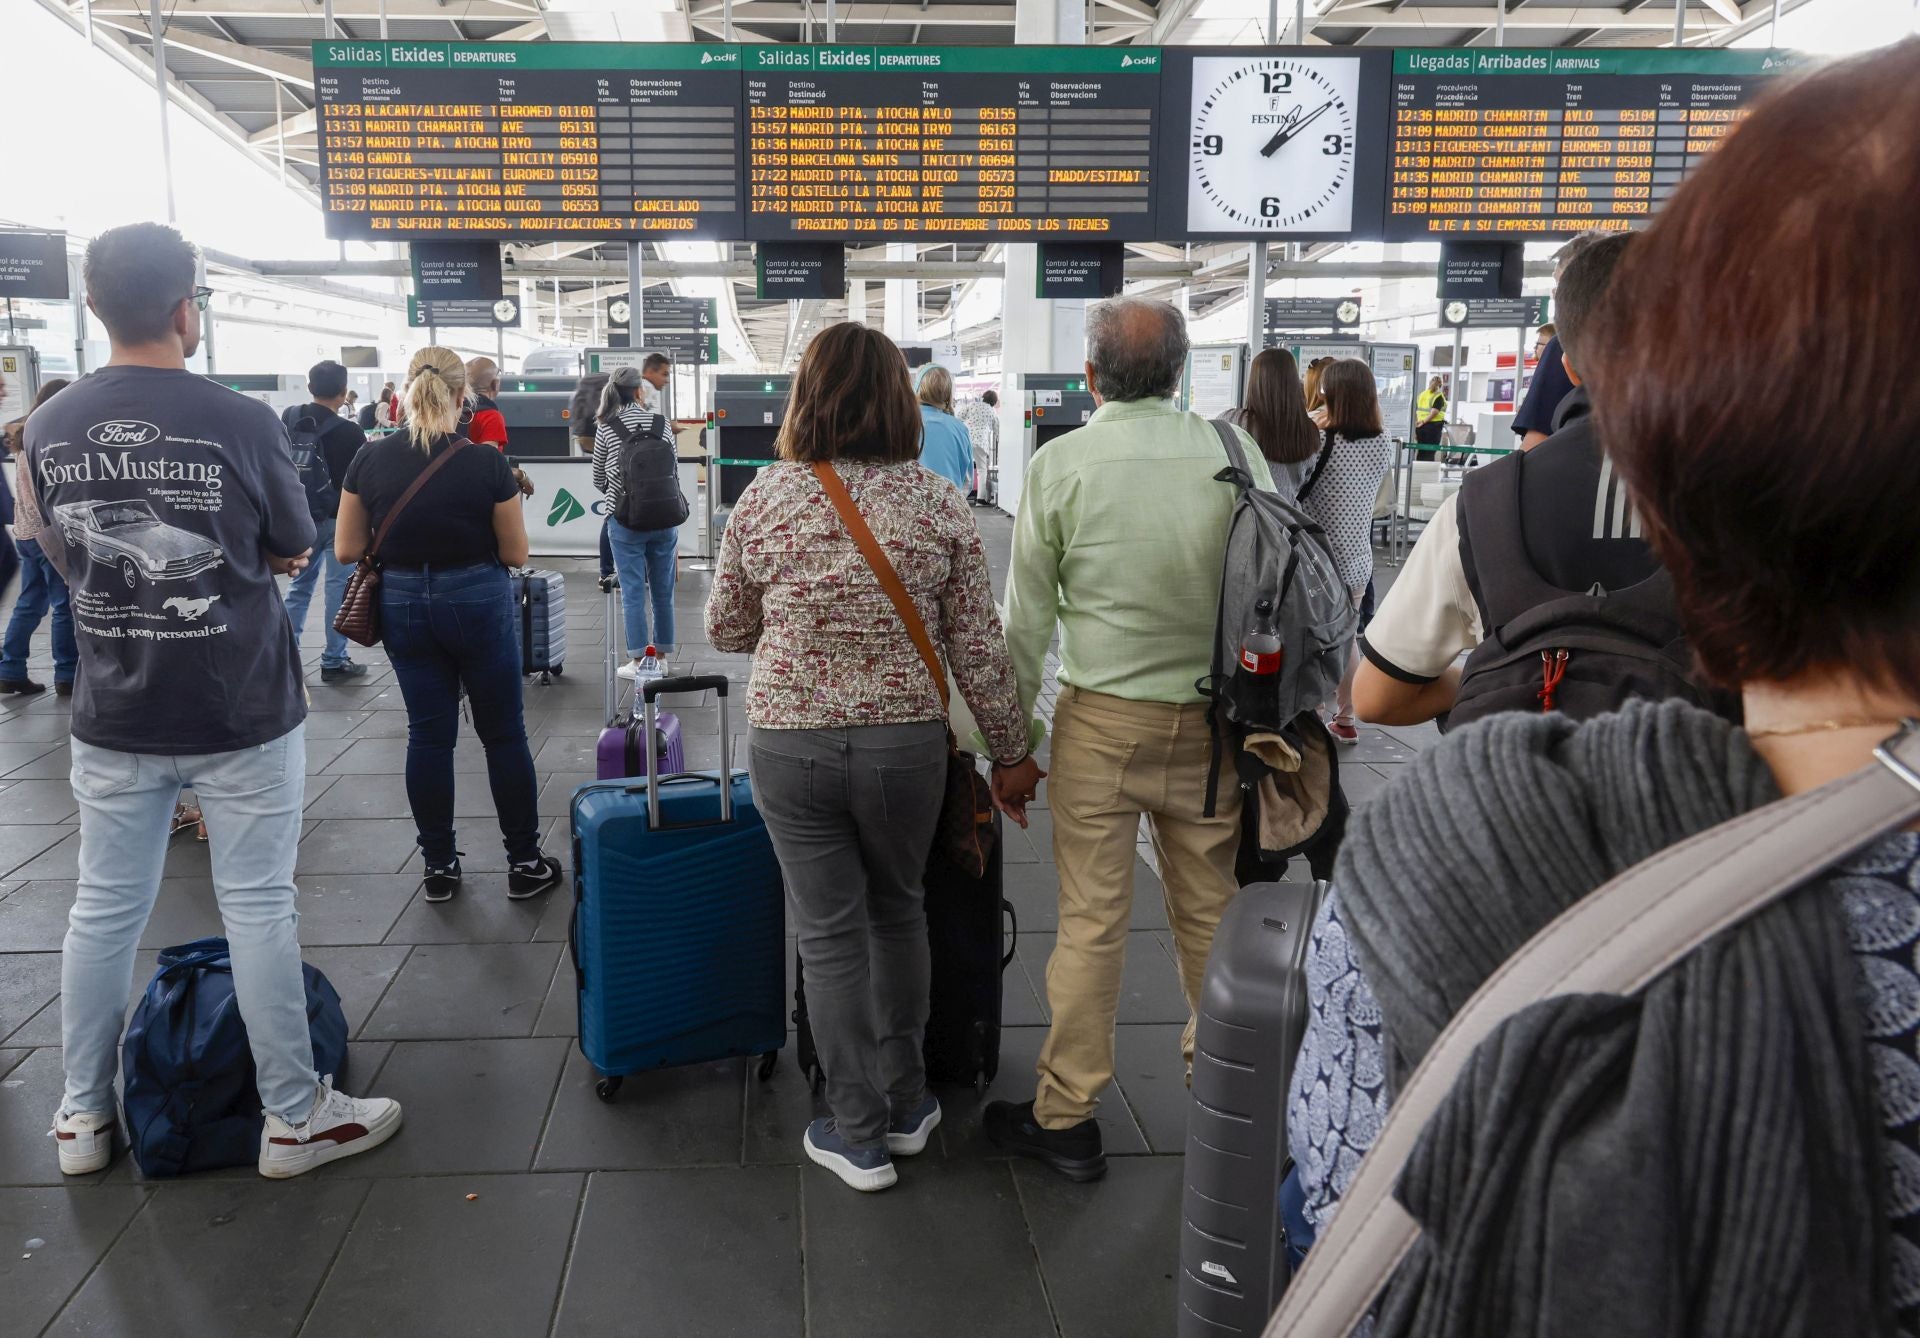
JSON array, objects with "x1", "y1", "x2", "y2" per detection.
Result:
[{"x1": 915, "y1": 365, "x2": 975, "y2": 494}]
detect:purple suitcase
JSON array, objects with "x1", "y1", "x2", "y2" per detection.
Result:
[{"x1": 595, "y1": 575, "x2": 686, "y2": 780}]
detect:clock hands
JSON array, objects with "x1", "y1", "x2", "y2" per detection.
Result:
[{"x1": 1259, "y1": 99, "x2": 1335, "y2": 158}]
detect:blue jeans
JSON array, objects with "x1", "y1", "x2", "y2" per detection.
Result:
[
  {"x1": 283, "y1": 516, "x2": 353, "y2": 669},
  {"x1": 608, "y1": 520, "x2": 678, "y2": 658},
  {"x1": 598, "y1": 516, "x2": 614, "y2": 580},
  {"x1": 379, "y1": 562, "x2": 541, "y2": 867},
  {"x1": 62, "y1": 726, "x2": 317, "y2": 1122},
  {"x1": 0, "y1": 537, "x2": 77, "y2": 683}
]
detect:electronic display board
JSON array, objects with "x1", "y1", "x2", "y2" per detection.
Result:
[
  {"x1": 742, "y1": 45, "x2": 1161, "y2": 241},
  {"x1": 1156, "y1": 47, "x2": 1390, "y2": 242},
  {"x1": 311, "y1": 41, "x2": 744, "y2": 239},
  {"x1": 1385, "y1": 48, "x2": 1789, "y2": 240}
]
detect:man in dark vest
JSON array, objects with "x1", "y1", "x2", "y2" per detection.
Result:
[{"x1": 1355, "y1": 233, "x2": 1713, "y2": 728}]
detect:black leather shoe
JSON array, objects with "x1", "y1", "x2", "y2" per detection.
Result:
[
  {"x1": 983, "y1": 1100, "x2": 1106, "y2": 1182},
  {"x1": 55, "y1": 681, "x2": 73, "y2": 698},
  {"x1": 0, "y1": 678, "x2": 45, "y2": 695},
  {"x1": 320, "y1": 662, "x2": 369, "y2": 683}
]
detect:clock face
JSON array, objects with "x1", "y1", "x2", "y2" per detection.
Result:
[
  {"x1": 1444, "y1": 300, "x2": 1470, "y2": 326},
  {"x1": 1187, "y1": 55, "x2": 1362, "y2": 235},
  {"x1": 609, "y1": 299, "x2": 631, "y2": 326},
  {"x1": 493, "y1": 298, "x2": 519, "y2": 324}
]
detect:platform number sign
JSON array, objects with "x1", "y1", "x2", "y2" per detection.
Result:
[{"x1": 1188, "y1": 55, "x2": 1364, "y2": 234}]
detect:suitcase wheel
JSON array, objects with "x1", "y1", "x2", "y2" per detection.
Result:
[
  {"x1": 594, "y1": 1075, "x2": 623, "y2": 1102},
  {"x1": 756, "y1": 1052, "x2": 779, "y2": 1081}
]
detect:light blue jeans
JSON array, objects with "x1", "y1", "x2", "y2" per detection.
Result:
[
  {"x1": 608, "y1": 520, "x2": 678, "y2": 659},
  {"x1": 284, "y1": 515, "x2": 353, "y2": 669},
  {"x1": 61, "y1": 726, "x2": 318, "y2": 1122}
]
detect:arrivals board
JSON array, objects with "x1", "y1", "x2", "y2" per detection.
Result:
[
  {"x1": 742, "y1": 46, "x2": 1161, "y2": 241},
  {"x1": 1385, "y1": 48, "x2": 1788, "y2": 240},
  {"x1": 311, "y1": 42, "x2": 744, "y2": 239}
]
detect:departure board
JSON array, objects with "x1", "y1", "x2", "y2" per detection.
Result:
[
  {"x1": 311, "y1": 42, "x2": 744, "y2": 239},
  {"x1": 742, "y1": 46, "x2": 1161, "y2": 240},
  {"x1": 1385, "y1": 48, "x2": 1788, "y2": 240}
]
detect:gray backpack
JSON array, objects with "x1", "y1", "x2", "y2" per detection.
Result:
[{"x1": 1199, "y1": 419, "x2": 1356, "y2": 813}]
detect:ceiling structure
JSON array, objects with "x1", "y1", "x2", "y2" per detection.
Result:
[{"x1": 30, "y1": 0, "x2": 1811, "y2": 367}]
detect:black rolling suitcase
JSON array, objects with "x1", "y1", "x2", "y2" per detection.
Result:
[
  {"x1": 794, "y1": 815, "x2": 1016, "y2": 1091},
  {"x1": 1178, "y1": 879, "x2": 1328, "y2": 1338},
  {"x1": 512, "y1": 567, "x2": 566, "y2": 684}
]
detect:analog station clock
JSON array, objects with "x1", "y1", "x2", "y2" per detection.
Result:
[{"x1": 1187, "y1": 55, "x2": 1364, "y2": 235}]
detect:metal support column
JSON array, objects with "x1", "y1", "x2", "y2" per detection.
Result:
[
  {"x1": 151, "y1": 0, "x2": 176, "y2": 222},
  {"x1": 827, "y1": 0, "x2": 837, "y2": 40},
  {"x1": 274, "y1": 79, "x2": 287, "y2": 187},
  {"x1": 1673, "y1": 1, "x2": 1685, "y2": 45},
  {"x1": 380, "y1": 0, "x2": 389, "y2": 40},
  {"x1": 1769, "y1": 0, "x2": 1782, "y2": 43},
  {"x1": 324, "y1": 0, "x2": 336, "y2": 38},
  {"x1": 1496, "y1": 0, "x2": 1505, "y2": 47},
  {"x1": 628, "y1": 242, "x2": 646, "y2": 348}
]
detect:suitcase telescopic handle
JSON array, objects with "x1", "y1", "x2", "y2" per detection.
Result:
[{"x1": 643, "y1": 675, "x2": 736, "y2": 828}]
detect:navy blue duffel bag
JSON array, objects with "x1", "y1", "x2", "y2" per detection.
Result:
[{"x1": 122, "y1": 937, "x2": 349, "y2": 1178}]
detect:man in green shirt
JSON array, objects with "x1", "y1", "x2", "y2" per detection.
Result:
[{"x1": 986, "y1": 296, "x2": 1271, "y2": 1182}]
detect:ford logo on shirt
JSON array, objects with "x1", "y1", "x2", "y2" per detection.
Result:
[{"x1": 87, "y1": 420, "x2": 161, "y2": 448}]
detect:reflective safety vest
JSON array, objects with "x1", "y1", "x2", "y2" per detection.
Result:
[{"x1": 1417, "y1": 389, "x2": 1447, "y2": 425}]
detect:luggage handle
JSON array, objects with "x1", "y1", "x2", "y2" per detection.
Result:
[
  {"x1": 600, "y1": 573, "x2": 622, "y2": 725},
  {"x1": 1001, "y1": 898, "x2": 1018, "y2": 969},
  {"x1": 644, "y1": 675, "x2": 735, "y2": 829}
]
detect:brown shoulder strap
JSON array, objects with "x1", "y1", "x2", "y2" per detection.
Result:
[
  {"x1": 369, "y1": 438, "x2": 469, "y2": 561},
  {"x1": 811, "y1": 461, "x2": 949, "y2": 712}
]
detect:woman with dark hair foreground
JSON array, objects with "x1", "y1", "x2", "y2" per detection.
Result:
[
  {"x1": 1220, "y1": 347, "x2": 1320, "y2": 493},
  {"x1": 705, "y1": 323, "x2": 1038, "y2": 1194},
  {"x1": 1285, "y1": 40, "x2": 1920, "y2": 1336}
]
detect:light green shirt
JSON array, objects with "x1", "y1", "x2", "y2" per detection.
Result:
[{"x1": 1004, "y1": 397, "x2": 1273, "y2": 721}]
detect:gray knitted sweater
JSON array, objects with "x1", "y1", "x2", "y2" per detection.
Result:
[{"x1": 1319, "y1": 699, "x2": 1894, "y2": 1338}]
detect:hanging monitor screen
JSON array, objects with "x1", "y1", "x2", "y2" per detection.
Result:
[
  {"x1": 1384, "y1": 48, "x2": 1788, "y2": 241},
  {"x1": 742, "y1": 45, "x2": 1160, "y2": 241},
  {"x1": 311, "y1": 42, "x2": 744, "y2": 239}
]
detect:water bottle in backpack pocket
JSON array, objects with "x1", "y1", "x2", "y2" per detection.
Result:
[{"x1": 121, "y1": 938, "x2": 350, "y2": 1178}]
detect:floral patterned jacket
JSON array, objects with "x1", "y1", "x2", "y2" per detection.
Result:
[{"x1": 704, "y1": 459, "x2": 1030, "y2": 764}]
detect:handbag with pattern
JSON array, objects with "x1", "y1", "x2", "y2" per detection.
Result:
[{"x1": 812, "y1": 461, "x2": 998, "y2": 879}]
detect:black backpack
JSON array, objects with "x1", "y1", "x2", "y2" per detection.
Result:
[
  {"x1": 286, "y1": 413, "x2": 339, "y2": 521},
  {"x1": 614, "y1": 411, "x2": 690, "y2": 532},
  {"x1": 1449, "y1": 451, "x2": 1716, "y2": 729}
]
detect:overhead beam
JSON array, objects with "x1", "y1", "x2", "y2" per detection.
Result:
[
  {"x1": 1319, "y1": 0, "x2": 1730, "y2": 25},
  {"x1": 95, "y1": 16, "x2": 316, "y2": 86},
  {"x1": 250, "y1": 107, "x2": 317, "y2": 145},
  {"x1": 84, "y1": 1, "x2": 535, "y2": 15},
  {"x1": 699, "y1": 2, "x2": 1018, "y2": 23}
]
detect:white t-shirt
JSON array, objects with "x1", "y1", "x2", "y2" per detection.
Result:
[{"x1": 1360, "y1": 492, "x2": 1483, "y2": 682}]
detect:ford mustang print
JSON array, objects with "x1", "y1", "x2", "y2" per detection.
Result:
[{"x1": 53, "y1": 500, "x2": 225, "y2": 589}]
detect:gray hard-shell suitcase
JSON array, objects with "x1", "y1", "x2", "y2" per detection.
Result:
[
  {"x1": 513, "y1": 567, "x2": 566, "y2": 684},
  {"x1": 1179, "y1": 879, "x2": 1329, "y2": 1337}
]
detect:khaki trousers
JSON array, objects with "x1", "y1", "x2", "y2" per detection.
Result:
[{"x1": 1033, "y1": 687, "x2": 1242, "y2": 1129}]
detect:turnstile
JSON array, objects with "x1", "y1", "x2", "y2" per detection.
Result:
[{"x1": 709, "y1": 374, "x2": 792, "y2": 553}]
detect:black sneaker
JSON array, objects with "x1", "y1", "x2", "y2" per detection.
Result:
[
  {"x1": 320, "y1": 662, "x2": 369, "y2": 684},
  {"x1": 0, "y1": 678, "x2": 45, "y2": 695},
  {"x1": 421, "y1": 861, "x2": 462, "y2": 903},
  {"x1": 983, "y1": 1100, "x2": 1106, "y2": 1182},
  {"x1": 507, "y1": 854, "x2": 563, "y2": 900},
  {"x1": 54, "y1": 681, "x2": 73, "y2": 698}
]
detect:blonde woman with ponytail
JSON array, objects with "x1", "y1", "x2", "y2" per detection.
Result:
[{"x1": 334, "y1": 347, "x2": 564, "y2": 904}]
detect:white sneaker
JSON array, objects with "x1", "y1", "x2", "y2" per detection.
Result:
[
  {"x1": 615, "y1": 659, "x2": 644, "y2": 682},
  {"x1": 53, "y1": 1109, "x2": 116, "y2": 1176},
  {"x1": 258, "y1": 1076, "x2": 402, "y2": 1179}
]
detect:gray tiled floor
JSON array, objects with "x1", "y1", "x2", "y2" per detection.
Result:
[{"x1": 0, "y1": 516, "x2": 1433, "y2": 1336}]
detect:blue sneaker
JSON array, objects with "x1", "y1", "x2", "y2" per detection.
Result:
[
  {"x1": 886, "y1": 1094, "x2": 942, "y2": 1156},
  {"x1": 803, "y1": 1118, "x2": 898, "y2": 1192}
]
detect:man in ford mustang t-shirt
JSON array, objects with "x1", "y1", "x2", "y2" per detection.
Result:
[{"x1": 24, "y1": 223, "x2": 401, "y2": 1180}]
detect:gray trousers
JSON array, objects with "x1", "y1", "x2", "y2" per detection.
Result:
[{"x1": 748, "y1": 722, "x2": 947, "y2": 1149}]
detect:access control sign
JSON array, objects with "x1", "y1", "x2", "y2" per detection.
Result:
[
  {"x1": 1438, "y1": 295, "x2": 1549, "y2": 328},
  {"x1": 0, "y1": 232, "x2": 69, "y2": 299}
]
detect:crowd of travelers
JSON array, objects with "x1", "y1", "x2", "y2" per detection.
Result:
[{"x1": 6, "y1": 38, "x2": 1919, "y2": 1332}]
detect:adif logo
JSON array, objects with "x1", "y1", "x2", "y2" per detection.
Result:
[
  {"x1": 87, "y1": 420, "x2": 160, "y2": 448},
  {"x1": 1120, "y1": 54, "x2": 1157, "y2": 70},
  {"x1": 548, "y1": 488, "x2": 586, "y2": 527}
]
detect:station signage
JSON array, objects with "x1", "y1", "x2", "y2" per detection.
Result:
[
  {"x1": 312, "y1": 41, "x2": 1790, "y2": 246},
  {"x1": 756, "y1": 243, "x2": 846, "y2": 300},
  {"x1": 608, "y1": 294, "x2": 719, "y2": 330},
  {"x1": 1438, "y1": 295, "x2": 1549, "y2": 328},
  {"x1": 0, "y1": 231, "x2": 69, "y2": 299},
  {"x1": 1036, "y1": 243, "x2": 1125, "y2": 299},
  {"x1": 1438, "y1": 241, "x2": 1524, "y2": 299},
  {"x1": 410, "y1": 241, "x2": 502, "y2": 301},
  {"x1": 1264, "y1": 296, "x2": 1362, "y2": 330},
  {"x1": 406, "y1": 294, "x2": 522, "y2": 327}
]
